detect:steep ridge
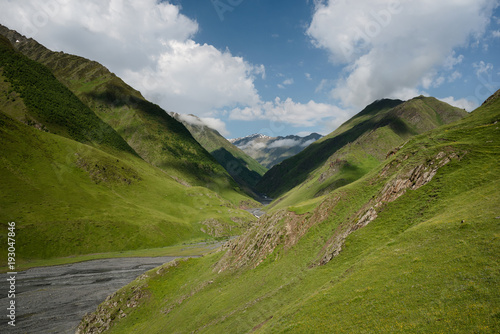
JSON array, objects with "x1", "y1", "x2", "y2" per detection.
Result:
[
  {"x1": 0, "y1": 35, "x2": 134, "y2": 156},
  {"x1": 257, "y1": 97, "x2": 468, "y2": 209},
  {"x1": 169, "y1": 112, "x2": 267, "y2": 192},
  {"x1": 79, "y1": 90, "x2": 499, "y2": 334},
  {"x1": 0, "y1": 25, "x2": 250, "y2": 204},
  {"x1": 230, "y1": 132, "x2": 323, "y2": 168},
  {"x1": 0, "y1": 35, "x2": 255, "y2": 265}
]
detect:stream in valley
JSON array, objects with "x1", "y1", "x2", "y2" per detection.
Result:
[{"x1": 1, "y1": 256, "x2": 189, "y2": 333}]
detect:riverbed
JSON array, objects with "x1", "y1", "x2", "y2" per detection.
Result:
[{"x1": 1, "y1": 256, "x2": 187, "y2": 333}]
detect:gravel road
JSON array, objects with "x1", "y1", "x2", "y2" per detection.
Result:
[{"x1": 1, "y1": 256, "x2": 187, "y2": 333}]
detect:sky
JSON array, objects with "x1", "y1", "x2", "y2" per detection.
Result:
[{"x1": 0, "y1": 0, "x2": 499, "y2": 139}]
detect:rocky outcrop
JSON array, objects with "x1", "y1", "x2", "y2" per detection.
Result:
[
  {"x1": 214, "y1": 196, "x2": 338, "y2": 273},
  {"x1": 316, "y1": 150, "x2": 463, "y2": 265},
  {"x1": 215, "y1": 148, "x2": 464, "y2": 272},
  {"x1": 76, "y1": 276, "x2": 150, "y2": 334},
  {"x1": 200, "y1": 219, "x2": 233, "y2": 237}
]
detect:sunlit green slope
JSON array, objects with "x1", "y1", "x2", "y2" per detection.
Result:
[
  {"x1": 0, "y1": 35, "x2": 255, "y2": 266},
  {"x1": 0, "y1": 25, "x2": 253, "y2": 205},
  {"x1": 79, "y1": 91, "x2": 499, "y2": 334},
  {"x1": 258, "y1": 96, "x2": 468, "y2": 210}
]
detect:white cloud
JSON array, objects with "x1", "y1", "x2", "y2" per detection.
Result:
[
  {"x1": 492, "y1": 30, "x2": 500, "y2": 38},
  {"x1": 307, "y1": 0, "x2": 496, "y2": 108},
  {"x1": 229, "y1": 97, "x2": 349, "y2": 128},
  {"x1": 176, "y1": 114, "x2": 205, "y2": 127},
  {"x1": 448, "y1": 71, "x2": 462, "y2": 82},
  {"x1": 443, "y1": 52, "x2": 464, "y2": 70},
  {"x1": 439, "y1": 96, "x2": 477, "y2": 111},
  {"x1": 0, "y1": 0, "x2": 263, "y2": 116},
  {"x1": 238, "y1": 141, "x2": 267, "y2": 150},
  {"x1": 283, "y1": 78, "x2": 294, "y2": 85},
  {"x1": 315, "y1": 79, "x2": 331, "y2": 93},
  {"x1": 175, "y1": 113, "x2": 230, "y2": 136},
  {"x1": 268, "y1": 139, "x2": 301, "y2": 149},
  {"x1": 433, "y1": 76, "x2": 445, "y2": 88},
  {"x1": 300, "y1": 138, "x2": 318, "y2": 147},
  {"x1": 421, "y1": 71, "x2": 445, "y2": 89},
  {"x1": 199, "y1": 117, "x2": 230, "y2": 136},
  {"x1": 473, "y1": 61, "x2": 494, "y2": 77},
  {"x1": 305, "y1": 72, "x2": 312, "y2": 80},
  {"x1": 123, "y1": 39, "x2": 262, "y2": 115}
]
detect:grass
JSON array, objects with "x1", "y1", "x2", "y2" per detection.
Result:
[
  {"x1": 0, "y1": 91, "x2": 254, "y2": 266},
  {"x1": 82, "y1": 91, "x2": 499, "y2": 333},
  {"x1": 174, "y1": 113, "x2": 268, "y2": 180},
  {"x1": 0, "y1": 35, "x2": 135, "y2": 154},
  {"x1": 0, "y1": 33, "x2": 259, "y2": 268},
  {"x1": 0, "y1": 30, "x2": 256, "y2": 206},
  {"x1": 258, "y1": 96, "x2": 468, "y2": 206}
]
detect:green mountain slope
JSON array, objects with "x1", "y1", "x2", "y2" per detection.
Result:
[
  {"x1": 78, "y1": 90, "x2": 500, "y2": 334},
  {"x1": 0, "y1": 34, "x2": 135, "y2": 156},
  {"x1": 169, "y1": 112, "x2": 267, "y2": 192},
  {"x1": 0, "y1": 35, "x2": 255, "y2": 266},
  {"x1": 258, "y1": 96, "x2": 468, "y2": 209},
  {"x1": 0, "y1": 25, "x2": 251, "y2": 205}
]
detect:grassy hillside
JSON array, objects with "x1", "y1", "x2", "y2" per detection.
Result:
[
  {"x1": 0, "y1": 111, "x2": 255, "y2": 265},
  {"x1": 0, "y1": 25, "x2": 253, "y2": 205},
  {"x1": 0, "y1": 35, "x2": 256, "y2": 268},
  {"x1": 78, "y1": 91, "x2": 499, "y2": 334},
  {"x1": 0, "y1": 35, "x2": 135, "y2": 155},
  {"x1": 170, "y1": 112, "x2": 267, "y2": 192},
  {"x1": 258, "y1": 97, "x2": 468, "y2": 210}
]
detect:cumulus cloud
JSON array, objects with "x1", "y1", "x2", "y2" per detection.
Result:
[
  {"x1": 237, "y1": 141, "x2": 267, "y2": 150},
  {"x1": 176, "y1": 114, "x2": 230, "y2": 136},
  {"x1": 439, "y1": 96, "x2": 477, "y2": 111},
  {"x1": 268, "y1": 138, "x2": 301, "y2": 149},
  {"x1": 448, "y1": 71, "x2": 462, "y2": 82},
  {"x1": 300, "y1": 138, "x2": 318, "y2": 147},
  {"x1": 229, "y1": 97, "x2": 349, "y2": 128},
  {"x1": 473, "y1": 61, "x2": 494, "y2": 77},
  {"x1": 307, "y1": 0, "x2": 496, "y2": 108},
  {"x1": 123, "y1": 39, "x2": 262, "y2": 115},
  {"x1": 443, "y1": 52, "x2": 464, "y2": 70},
  {"x1": 199, "y1": 117, "x2": 230, "y2": 136},
  {"x1": 0, "y1": 0, "x2": 262, "y2": 116}
]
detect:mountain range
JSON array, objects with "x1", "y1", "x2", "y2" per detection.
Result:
[
  {"x1": 230, "y1": 132, "x2": 323, "y2": 168},
  {"x1": 80, "y1": 88, "x2": 500, "y2": 334},
  {"x1": 257, "y1": 96, "x2": 468, "y2": 209}
]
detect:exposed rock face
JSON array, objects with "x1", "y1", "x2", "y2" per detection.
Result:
[
  {"x1": 214, "y1": 196, "x2": 337, "y2": 273},
  {"x1": 316, "y1": 150, "x2": 463, "y2": 265},
  {"x1": 215, "y1": 149, "x2": 464, "y2": 272},
  {"x1": 76, "y1": 274, "x2": 151, "y2": 334},
  {"x1": 200, "y1": 218, "x2": 232, "y2": 237}
]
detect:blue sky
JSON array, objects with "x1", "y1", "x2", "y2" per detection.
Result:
[{"x1": 1, "y1": 0, "x2": 499, "y2": 138}]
